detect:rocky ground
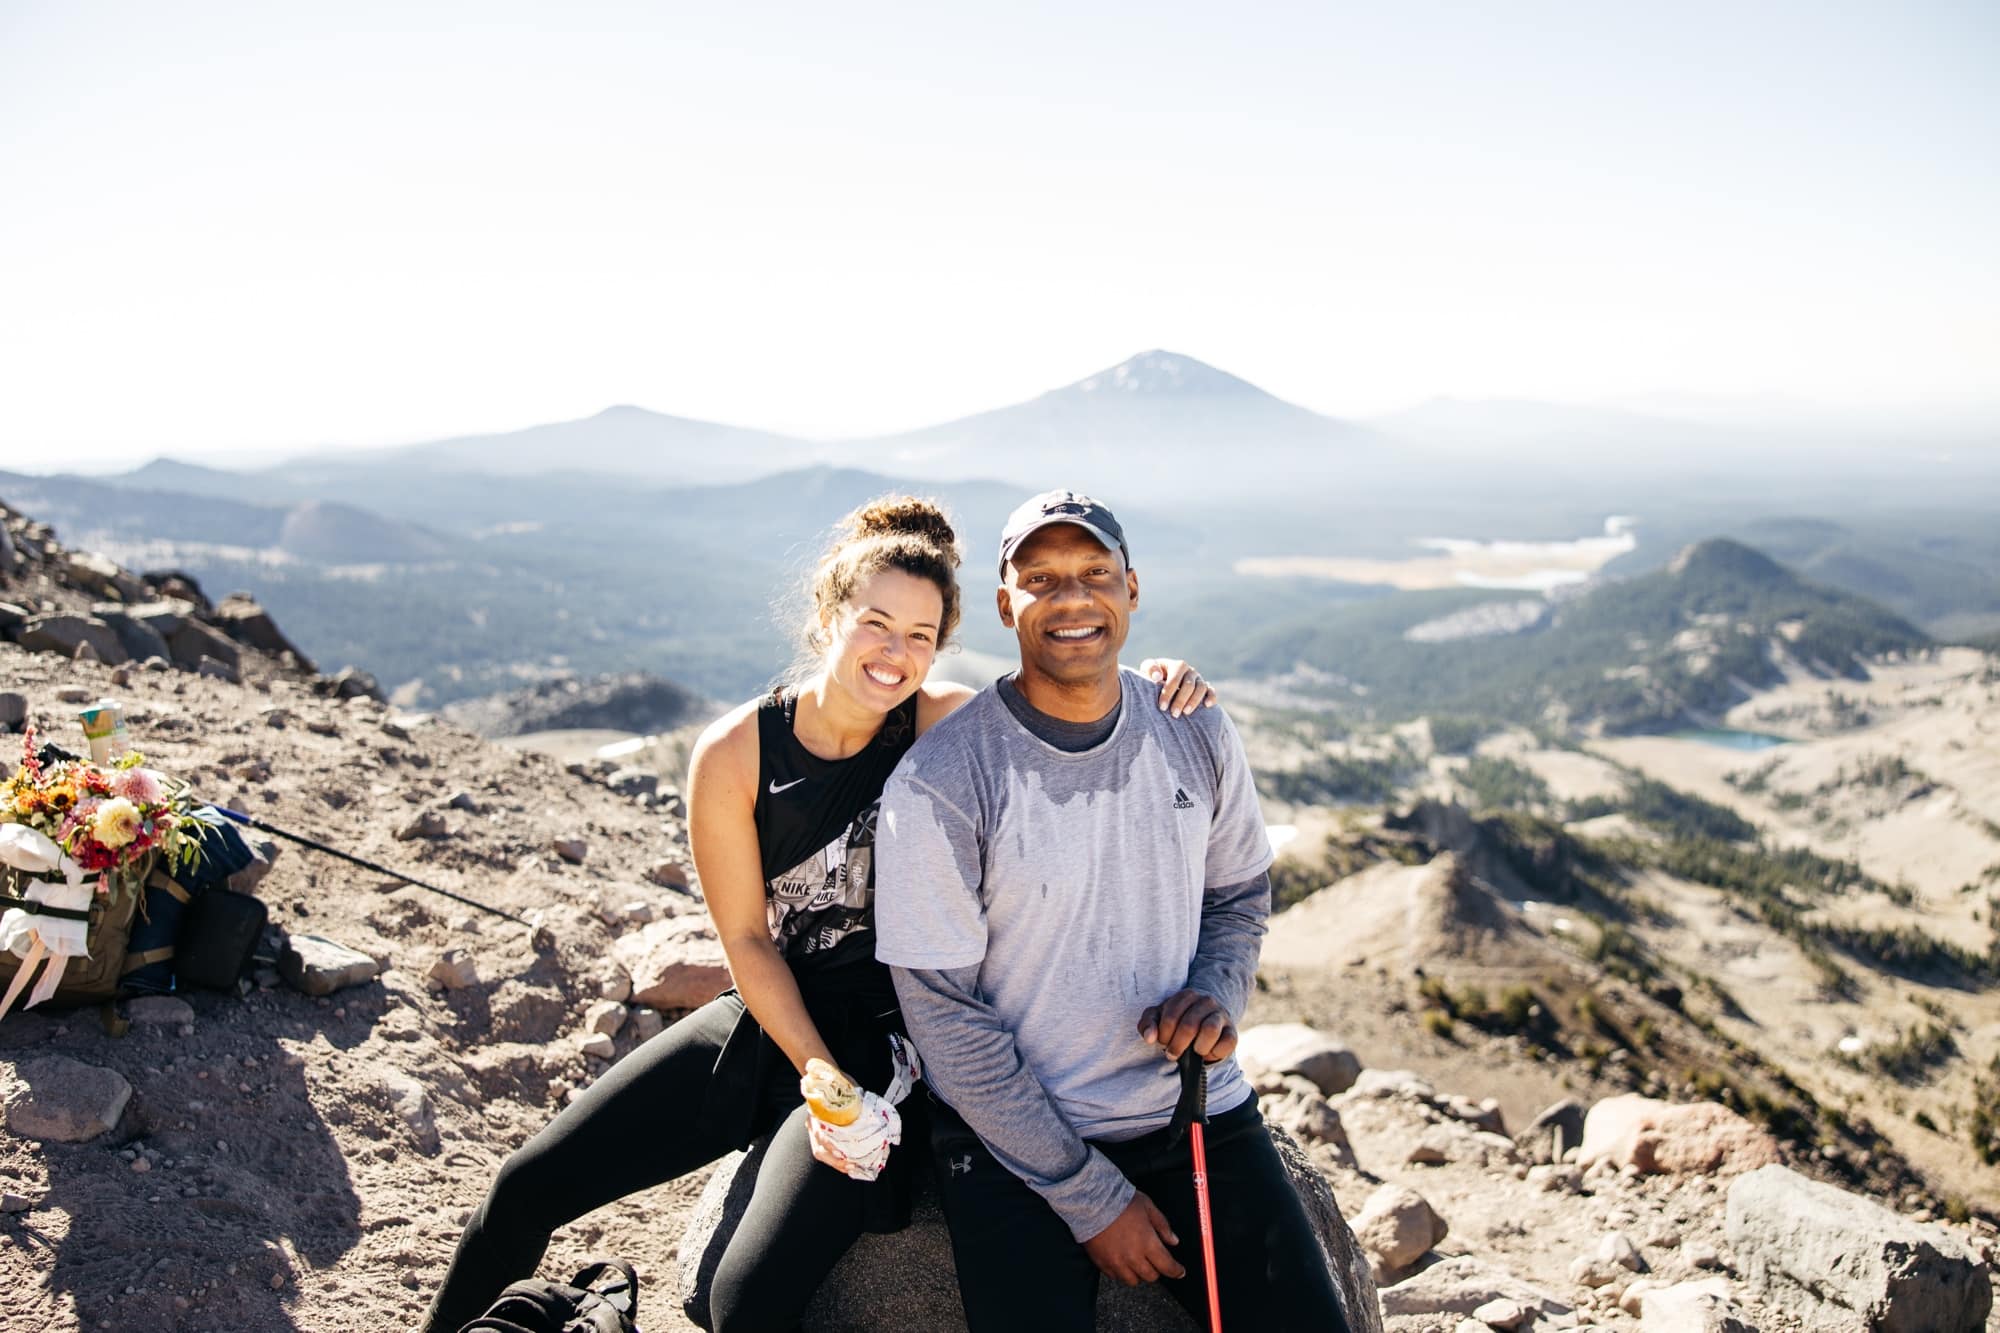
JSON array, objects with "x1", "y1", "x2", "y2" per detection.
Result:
[{"x1": 2, "y1": 500, "x2": 1995, "y2": 1332}]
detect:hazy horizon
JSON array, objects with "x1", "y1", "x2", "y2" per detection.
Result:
[{"x1": 3, "y1": 1, "x2": 1996, "y2": 471}]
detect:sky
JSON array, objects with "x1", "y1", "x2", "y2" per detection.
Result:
[{"x1": 1, "y1": 0, "x2": 1996, "y2": 469}]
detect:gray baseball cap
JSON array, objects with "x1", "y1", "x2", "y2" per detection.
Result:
[{"x1": 997, "y1": 489, "x2": 1130, "y2": 575}]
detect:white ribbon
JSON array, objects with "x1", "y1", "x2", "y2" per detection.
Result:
[
  {"x1": 0, "y1": 836, "x2": 94, "y2": 1011},
  {"x1": 0, "y1": 824, "x2": 64, "y2": 875}
]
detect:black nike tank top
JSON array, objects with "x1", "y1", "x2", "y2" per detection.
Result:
[{"x1": 753, "y1": 686, "x2": 919, "y2": 961}]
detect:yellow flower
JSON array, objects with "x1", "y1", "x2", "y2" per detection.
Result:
[{"x1": 92, "y1": 797, "x2": 142, "y2": 850}]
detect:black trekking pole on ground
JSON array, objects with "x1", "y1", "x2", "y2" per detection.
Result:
[
  {"x1": 1176, "y1": 1048, "x2": 1222, "y2": 1332},
  {"x1": 211, "y1": 806, "x2": 550, "y2": 945}
]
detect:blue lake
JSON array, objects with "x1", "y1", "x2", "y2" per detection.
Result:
[{"x1": 1668, "y1": 728, "x2": 1790, "y2": 751}]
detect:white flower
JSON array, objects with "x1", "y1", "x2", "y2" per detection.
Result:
[{"x1": 91, "y1": 798, "x2": 142, "y2": 850}]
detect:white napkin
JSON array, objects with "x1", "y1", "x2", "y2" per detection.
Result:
[{"x1": 806, "y1": 1034, "x2": 923, "y2": 1182}]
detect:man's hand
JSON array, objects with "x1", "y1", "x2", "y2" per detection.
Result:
[
  {"x1": 1082, "y1": 1192, "x2": 1185, "y2": 1286},
  {"x1": 1138, "y1": 988, "x2": 1237, "y2": 1062}
]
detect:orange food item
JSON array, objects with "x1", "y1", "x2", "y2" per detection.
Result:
[{"x1": 801, "y1": 1059, "x2": 861, "y2": 1126}]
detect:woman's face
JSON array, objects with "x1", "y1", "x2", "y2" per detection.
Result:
[{"x1": 821, "y1": 567, "x2": 945, "y2": 713}]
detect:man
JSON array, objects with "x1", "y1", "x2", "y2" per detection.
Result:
[{"x1": 874, "y1": 490, "x2": 1348, "y2": 1331}]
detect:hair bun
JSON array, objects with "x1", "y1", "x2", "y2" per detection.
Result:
[{"x1": 849, "y1": 496, "x2": 961, "y2": 565}]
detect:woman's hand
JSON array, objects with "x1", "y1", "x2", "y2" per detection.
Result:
[
  {"x1": 1140, "y1": 659, "x2": 1218, "y2": 718},
  {"x1": 806, "y1": 1090, "x2": 903, "y2": 1181}
]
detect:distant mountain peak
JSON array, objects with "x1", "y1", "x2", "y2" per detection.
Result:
[
  {"x1": 1667, "y1": 537, "x2": 1789, "y2": 584},
  {"x1": 1066, "y1": 350, "x2": 1266, "y2": 398}
]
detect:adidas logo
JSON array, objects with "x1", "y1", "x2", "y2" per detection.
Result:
[{"x1": 1172, "y1": 787, "x2": 1195, "y2": 809}]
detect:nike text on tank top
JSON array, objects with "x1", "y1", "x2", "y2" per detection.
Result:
[{"x1": 753, "y1": 687, "x2": 919, "y2": 960}]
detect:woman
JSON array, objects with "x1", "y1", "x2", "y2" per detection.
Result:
[{"x1": 422, "y1": 497, "x2": 1215, "y2": 1332}]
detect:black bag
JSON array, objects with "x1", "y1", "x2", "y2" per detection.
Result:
[
  {"x1": 122, "y1": 865, "x2": 193, "y2": 996},
  {"x1": 457, "y1": 1260, "x2": 639, "y2": 1333},
  {"x1": 175, "y1": 888, "x2": 269, "y2": 990}
]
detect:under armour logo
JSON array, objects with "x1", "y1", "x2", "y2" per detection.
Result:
[
  {"x1": 949, "y1": 1154, "x2": 974, "y2": 1177},
  {"x1": 1172, "y1": 787, "x2": 1195, "y2": 809}
]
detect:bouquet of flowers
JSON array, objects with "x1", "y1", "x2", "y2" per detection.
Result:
[
  {"x1": 1, "y1": 724, "x2": 202, "y2": 1015},
  {"x1": 2, "y1": 724, "x2": 201, "y2": 901}
]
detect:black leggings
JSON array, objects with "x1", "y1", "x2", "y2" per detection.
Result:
[
  {"x1": 929, "y1": 1093, "x2": 1349, "y2": 1333},
  {"x1": 421, "y1": 995, "x2": 874, "y2": 1333}
]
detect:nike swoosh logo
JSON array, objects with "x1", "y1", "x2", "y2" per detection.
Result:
[{"x1": 768, "y1": 778, "x2": 807, "y2": 795}]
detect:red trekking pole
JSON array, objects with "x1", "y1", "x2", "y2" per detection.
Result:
[{"x1": 1177, "y1": 1048, "x2": 1222, "y2": 1332}]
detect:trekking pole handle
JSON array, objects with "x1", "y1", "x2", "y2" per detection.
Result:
[{"x1": 1177, "y1": 1046, "x2": 1209, "y2": 1124}]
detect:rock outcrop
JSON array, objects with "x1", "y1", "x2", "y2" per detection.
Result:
[
  {"x1": 1725, "y1": 1164, "x2": 1991, "y2": 1332},
  {"x1": 1577, "y1": 1094, "x2": 1781, "y2": 1176},
  {"x1": 1237, "y1": 1021, "x2": 1363, "y2": 1095},
  {"x1": 0, "y1": 498, "x2": 356, "y2": 695},
  {"x1": 2, "y1": 1056, "x2": 132, "y2": 1142}
]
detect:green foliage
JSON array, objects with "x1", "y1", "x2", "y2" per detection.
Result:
[
  {"x1": 1427, "y1": 714, "x2": 1504, "y2": 755},
  {"x1": 1420, "y1": 1008, "x2": 1455, "y2": 1038},
  {"x1": 1498, "y1": 984, "x2": 1538, "y2": 1030},
  {"x1": 1726, "y1": 759, "x2": 1780, "y2": 795},
  {"x1": 1814, "y1": 922, "x2": 1998, "y2": 984},
  {"x1": 1823, "y1": 753, "x2": 1926, "y2": 791},
  {"x1": 1457, "y1": 755, "x2": 1553, "y2": 811},
  {"x1": 1267, "y1": 827, "x2": 1429, "y2": 912},
  {"x1": 1584, "y1": 916, "x2": 1660, "y2": 985},
  {"x1": 1840, "y1": 1022, "x2": 1958, "y2": 1082},
  {"x1": 1478, "y1": 810, "x2": 1618, "y2": 903},
  {"x1": 1260, "y1": 741, "x2": 1422, "y2": 806},
  {"x1": 1971, "y1": 1058, "x2": 2000, "y2": 1166},
  {"x1": 1600, "y1": 826, "x2": 1997, "y2": 986},
  {"x1": 1618, "y1": 776, "x2": 1758, "y2": 842}
]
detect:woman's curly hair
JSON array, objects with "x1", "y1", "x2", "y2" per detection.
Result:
[{"x1": 783, "y1": 495, "x2": 963, "y2": 687}]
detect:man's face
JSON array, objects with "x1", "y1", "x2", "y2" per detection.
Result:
[{"x1": 997, "y1": 523, "x2": 1140, "y2": 685}]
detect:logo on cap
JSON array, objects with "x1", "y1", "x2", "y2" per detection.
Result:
[{"x1": 998, "y1": 489, "x2": 1130, "y2": 575}]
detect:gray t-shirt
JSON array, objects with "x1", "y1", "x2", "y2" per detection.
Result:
[{"x1": 876, "y1": 668, "x2": 1273, "y2": 1140}]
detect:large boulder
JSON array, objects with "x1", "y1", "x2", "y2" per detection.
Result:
[
  {"x1": 166, "y1": 617, "x2": 241, "y2": 672},
  {"x1": 15, "y1": 613, "x2": 129, "y2": 665},
  {"x1": 62, "y1": 550, "x2": 144, "y2": 601},
  {"x1": 611, "y1": 916, "x2": 731, "y2": 1012},
  {"x1": 1517, "y1": 1096, "x2": 1586, "y2": 1163},
  {"x1": 678, "y1": 1125, "x2": 1381, "y2": 1332},
  {"x1": 1236, "y1": 1022, "x2": 1362, "y2": 1096},
  {"x1": 210, "y1": 594, "x2": 314, "y2": 670},
  {"x1": 119, "y1": 598, "x2": 196, "y2": 637},
  {"x1": 279, "y1": 934, "x2": 384, "y2": 997},
  {"x1": 2, "y1": 1056, "x2": 132, "y2": 1142},
  {"x1": 317, "y1": 666, "x2": 387, "y2": 702},
  {"x1": 90, "y1": 603, "x2": 172, "y2": 664},
  {"x1": 1350, "y1": 1182, "x2": 1448, "y2": 1278},
  {"x1": 1377, "y1": 1255, "x2": 1571, "y2": 1323},
  {"x1": 1638, "y1": 1277, "x2": 1755, "y2": 1332},
  {"x1": 1725, "y1": 1163, "x2": 1991, "y2": 1332},
  {"x1": 1577, "y1": 1095, "x2": 1780, "y2": 1176}
]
